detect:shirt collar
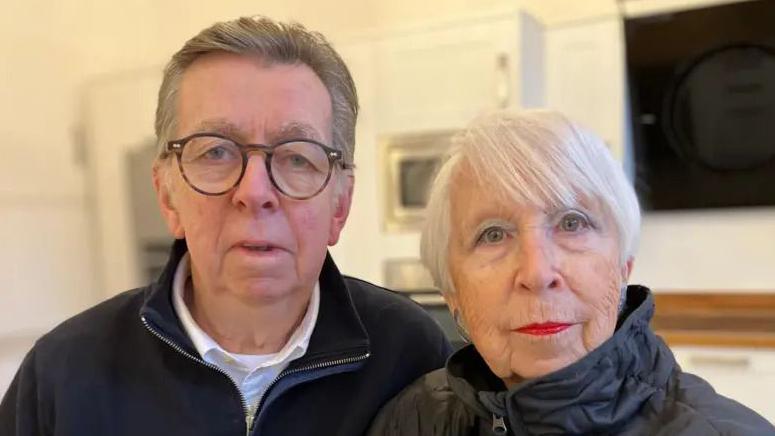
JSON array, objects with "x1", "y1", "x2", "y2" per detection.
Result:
[{"x1": 171, "y1": 252, "x2": 319, "y2": 372}]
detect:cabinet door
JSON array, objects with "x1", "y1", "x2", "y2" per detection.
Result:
[
  {"x1": 329, "y1": 40, "x2": 391, "y2": 284},
  {"x1": 671, "y1": 346, "x2": 775, "y2": 422},
  {"x1": 374, "y1": 15, "x2": 528, "y2": 133},
  {"x1": 82, "y1": 71, "x2": 161, "y2": 297},
  {"x1": 545, "y1": 17, "x2": 627, "y2": 161}
]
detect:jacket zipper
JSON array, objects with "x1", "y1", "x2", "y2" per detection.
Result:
[
  {"x1": 140, "y1": 316, "x2": 252, "y2": 434},
  {"x1": 252, "y1": 352, "x2": 371, "y2": 418},
  {"x1": 492, "y1": 413, "x2": 508, "y2": 435},
  {"x1": 141, "y1": 315, "x2": 370, "y2": 436}
]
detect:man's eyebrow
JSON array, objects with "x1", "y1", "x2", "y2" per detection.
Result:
[
  {"x1": 191, "y1": 119, "x2": 241, "y2": 137},
  {"x1": 187, "y1": 119, "x2": 326, "y2": 144},
  {"x1": 268, "y1": 122, "x2": 324, "y2": 143}
]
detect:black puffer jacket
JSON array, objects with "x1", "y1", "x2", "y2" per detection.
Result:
[{"x1": 368, "y1": 286, "x2": 775, "y2": 435}]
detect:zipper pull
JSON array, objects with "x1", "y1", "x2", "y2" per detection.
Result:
[
  {"x1": 492, "y1": 413, "x2": 508, "y2": 435},
  {"x1": 245, "y1": 413, "x2": 254, "y2": 436}
]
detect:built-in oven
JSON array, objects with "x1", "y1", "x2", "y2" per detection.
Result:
[
  {"x1": 380, "y1": 130, "x2": 456, "y2": 232},
  {"x1": 384, "y1": 258, "x2": 466, "y2": 350}
]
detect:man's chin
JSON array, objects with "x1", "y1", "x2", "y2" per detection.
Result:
[{"x1": 227, "y1": 278, "x2": 303, "y2": 304}]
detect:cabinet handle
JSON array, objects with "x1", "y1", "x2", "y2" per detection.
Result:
[
  {"x1": 689, "y1": 355, "x2": 751, "y2": 369},
  {"x1": 410, "y1": 294, "x2": 447, "y2": 306}
]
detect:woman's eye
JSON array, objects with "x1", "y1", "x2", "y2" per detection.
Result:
[
  {"x1": 558, "y1": 212, "x2": 590, "y2": 233},
  {"x1": 477, "y1": 227, "x2": 506, "y2": 245}
]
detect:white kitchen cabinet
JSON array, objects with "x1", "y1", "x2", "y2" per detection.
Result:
[
  {"x1": 374, "y1": 11, "x2": 544, "y2": 134},
  {"x1": 332, "y1": 38, "x2": 440, "y2": 285},
  {"x1": 329, "y1": 39, "x2": 386, "y2": 285},
  {"x1": 545, "y1": 17, "x2": 628, "y2": 162},
  {"x1": 82, "y1": 71, "x2": 161, "y2": 297},
  {"x1": 671, "y1": 346, "x2": 775, "y2": 422},
  {"x1": 329, "y1": 12, "x2": 546, "y2": 285}
]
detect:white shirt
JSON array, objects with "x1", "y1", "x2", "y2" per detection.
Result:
[{"x1": 171, "y1": 253, "x2": 319, "y2": 414}]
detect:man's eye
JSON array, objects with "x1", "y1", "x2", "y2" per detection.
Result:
[
  {"x1": 558, "y1": 212, "x2": 590, "y2": 232},
  {"x1": 477, "y1": 227, "x2": 506, "y2": 245},
  {"x1": 287, "y1": 154, "x2": 312, "y2": 168},
  {"x1": 205, "y1": 146, "x2": 228, "y2": 159},
  {"x1": 197, "y1": 144, "x2": 238, "y2": 161}
]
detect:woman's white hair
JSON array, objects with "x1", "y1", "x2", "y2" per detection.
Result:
[{"x1": 420, "y1": 109, "x2": 641, "y2": 295}]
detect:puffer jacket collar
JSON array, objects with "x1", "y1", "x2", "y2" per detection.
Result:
[{"x1": 446, "y1": 286, "x2": 676, "y2": 435}]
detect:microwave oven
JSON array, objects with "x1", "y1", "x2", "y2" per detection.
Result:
[{"x1": 380, "y1": 130, "x2": 456, "y2": 232}]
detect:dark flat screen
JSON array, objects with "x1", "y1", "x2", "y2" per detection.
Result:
[{"x1": 626, "y1": 0, "x2": 775, "y2": 210}]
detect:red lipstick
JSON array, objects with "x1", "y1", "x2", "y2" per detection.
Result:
[{"x1": 515, "y1": 322, "x2": 572, "y2": 336}]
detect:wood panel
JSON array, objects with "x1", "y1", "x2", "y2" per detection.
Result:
[{"x1": 652, "y1": 292, "x2": 775, "y2": 348}]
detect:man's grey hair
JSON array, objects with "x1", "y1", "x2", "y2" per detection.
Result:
[
  {"x1": 154, "y1": 16, "x2": 358, "y2": 167},
  {"x1": 420, "y1": 109, "x2": 641, "y2": 295}
]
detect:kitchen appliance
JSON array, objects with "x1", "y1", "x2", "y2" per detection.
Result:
[
  {"x1": 384, "y1": 258, "x2": 466, "y2": 350},
  {"x1": 625, "y1": 0, "x2": 775, "y2": 210},
  {"x1": 381, "y1": 130, "x2": 456, "y2": 232}
]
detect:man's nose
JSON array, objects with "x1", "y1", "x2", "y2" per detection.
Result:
[
  {"x1": 513, "y1": 233, "x2": 562, "y2": 293},
  {"x1": 231, "y1": 153, "x2": 280, "y2": 212}
]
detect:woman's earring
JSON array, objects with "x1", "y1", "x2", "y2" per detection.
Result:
[{"x1": 453, "y1": 309, "x2": 471, "y2": 343}]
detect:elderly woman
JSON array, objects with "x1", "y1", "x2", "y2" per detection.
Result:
[{"x1": 368, "y1": 110, "x2": 774, "y2": 435}]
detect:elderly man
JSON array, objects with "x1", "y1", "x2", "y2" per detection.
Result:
[{"x1": 0, "y1": 16, "x2": 451, "y2": 436}]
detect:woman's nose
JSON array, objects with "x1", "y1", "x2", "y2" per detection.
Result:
[{"x1": 514, "y1": 234, "x2": 562, "y2": 292}]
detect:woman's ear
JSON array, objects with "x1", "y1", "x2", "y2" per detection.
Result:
[
  {"x1": 622, "y1": 256, "x2": 634, "y2": 283},
  {"x1": 443, "y1": 291, "x2": 471, "y2": 343},
  {"x1": 442, "y1": 289, "x2": 458, "y2": 315},
  {"x1": 153, "y1": 163, "x2": 185, "y2": 239}
]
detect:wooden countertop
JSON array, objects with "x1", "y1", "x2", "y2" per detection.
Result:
[{"x1": 652, "y1": 292, "x2": 775, "y2": 348}]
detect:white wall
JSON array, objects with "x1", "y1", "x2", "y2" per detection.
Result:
[
  {"x1": 635, "y1": 209, "x2": 775, "y2": 291},
  {"x1": 0, "y1": 0, "x2": 97, "y2": 395}
]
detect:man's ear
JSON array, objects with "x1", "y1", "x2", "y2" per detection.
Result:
[
  {"x1": 153, "y1": 163, "x2": 185, "y2": 239},
  {"x1": 327, "y1": 175, "x2": 354, "y2": 246}
]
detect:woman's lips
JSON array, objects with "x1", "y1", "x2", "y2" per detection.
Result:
[{"x1": 515, "y1": 322, "x2": 572, "y2": 336}]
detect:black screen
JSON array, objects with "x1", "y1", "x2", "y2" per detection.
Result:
[{"x1": 626, "y1": 0, "x2": 775, "y2": 210}]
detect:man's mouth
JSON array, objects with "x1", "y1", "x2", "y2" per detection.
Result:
[
  {"x1": 237, "y1": 241, "x2": 282, "y2": 253},
  {"x1": 241, "y1": 244, "x2": 273, "y2": 251}
]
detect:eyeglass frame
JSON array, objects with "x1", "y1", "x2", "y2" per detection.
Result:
[{"x1": 164, "y1": 132, "x2": 354, "y2": 200}]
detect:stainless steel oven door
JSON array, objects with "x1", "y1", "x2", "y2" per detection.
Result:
[
  {"x1": 384, "y1": 258, "x2": 466, "y2": 349},
  {"x1": 381, "y1": 130, "x2": 455, "y2": 232}
]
